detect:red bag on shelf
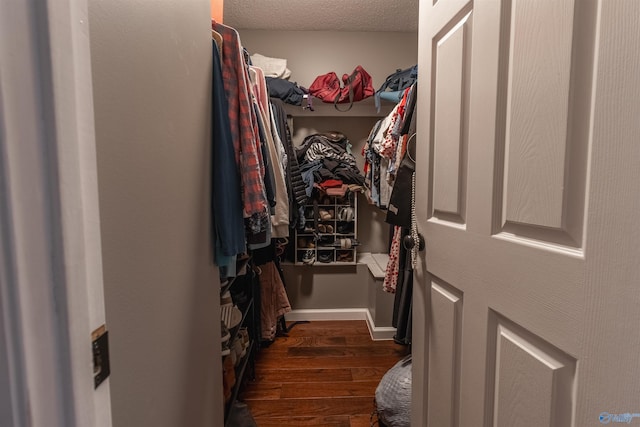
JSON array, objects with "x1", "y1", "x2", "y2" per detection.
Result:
[
  {"x1": 309, "y1": 65, "x2": 375, "y2": 111},
  {"x1": 308, "y1": 72, "x2": 341, "y2": 102}
]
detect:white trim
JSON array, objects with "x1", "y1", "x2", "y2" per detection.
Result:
[
  {"x1": 46, "y1": 0, "x2": 113, "y2": 424},
  {"x1": 286, "y1": 308, "x2": 369, "y2": 322},
  {"x1": 0, "y1": 0, "x2": 110, "y2": 426},
  {"x1": 286, "y1": 309, "x2": 397, "y2": 341},
  {"x1": 358, "y1": 252, "x2": 389, "y2": 280},
  {"x1": 365, "y1": 310, "x2": 397, "y2": 341},
  {"x1": 0, "y1": 1, "x2": 73, "y2": 424}
]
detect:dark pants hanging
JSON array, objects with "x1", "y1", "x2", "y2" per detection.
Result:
[{"x1": 392, "y1": 228, "x2": 412, "y2": 346}]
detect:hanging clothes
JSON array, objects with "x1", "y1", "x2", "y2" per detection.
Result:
[
  {"x1": 212, "y1": 20, "x2": 270, "y2": 237},
  {"x1": 250, "y1": 67, "x2": 290, "y2": 238},
  {"x1": 386, "y1": 84, "x2": 417, "y2": 229},
  {"x1": 392, "y1": 227, "x2": 413, "y2": 345},
  {"x1": 362, "y1": 85, "x2": 414, "y2": 210},
  {"x1": 253, "y1": 254, "x2": 291, "y2": 341},
  {"x1": 364, "y1": 112, "x2": 393, "y2": 209},
  {"x1": 212, "y1": 23, "x2": 299, "y2": 344},
  {"x1": 386, "y1": 84, "x2": 418, "y2": 346},
  {"x1": 270, "y1": 98, "x2": 307, "y2": 228},
  {"x1": 258, "y1": 262, "x2": 291, "y2": 341},
  {"x1": 211, "y1": 40, "x2": 246, "y2": 268}
]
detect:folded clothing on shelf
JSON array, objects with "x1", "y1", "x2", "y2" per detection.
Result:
[{"x1": 326, "y1": 184, "x2": 348, "y2": 197}]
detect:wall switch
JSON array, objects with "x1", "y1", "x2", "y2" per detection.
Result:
[{"x1": 91, "y1": 325, "x2": 110, "y2": 389}]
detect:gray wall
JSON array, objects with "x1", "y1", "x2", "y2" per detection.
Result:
[
  {"x1": 283, "y1": 265, "x2": 367, "y2": 309},
  {"x1": 237, "y1": 30, "x2": 418, "y2": 90},
  {"x1": 88, "y1": 1, "x2": 222, "y2": 426}
]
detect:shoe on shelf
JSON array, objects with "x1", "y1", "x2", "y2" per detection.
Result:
[
  {"x1": 317, "y1": 236, "x2": 334, "y2": 247},
  {"x1": 337, "y1": 251, "x2": 354, "y2": 262},
  {"x1": 336, "y1": 222, "x2": 353, "y2": 234},
  {"x1": 221, "y1": 304, "x2": 242, "y2": 329},
  {"x1": 222, "y1": 355, "x2": 236, "y2": 403},
  {"x1": 302, "y1": 249, "x2": 316, "y2": 265},
  {"x1": 221, "y1": 320, "x2": 231, "y2": 343},
  {"x1": 318, "y1": 251, "x2": 333, "y2": 263},
  {"x1": 319, "y1": 209, "x2": 332, "y2": 220},
  {"x1": 220, "y1": 290, "x2": 233, "y2": 307},
  {"x1": 221, "y1": 339, "x2": 231, "y2": 356},
  {"x1": 338, "y1": 206, "x2": 355, "y2": 221},
  {"x1": 297, "y1": 237, "x2": 315, "y2": 248},
  {"x1": 239, "y1": 327, "x2": 250, "y2": 352},
  {"x1": 233, "y1": 338, "x2": 245, "y2": 365}
]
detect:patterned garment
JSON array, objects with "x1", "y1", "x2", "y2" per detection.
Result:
[
  {"x1": 213, "y1": 20, "x2": 269, "y2": 230},
  {"x1": 383, "y1": 225, "x2": 402, "y2": 293},
  {"x1": 303, "y1": 142, "x2": 357, "y2": 167},
  {"x1": 381, "y1": 87, "x2": 411, "y2": 178},
  {"x1": 379, "y1": 102, "x2": 401, "y2": 160}
]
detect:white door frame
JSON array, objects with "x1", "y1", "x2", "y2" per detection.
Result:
[{"x1": 0, "y1": 0, "x2": 111, "y2": 426}]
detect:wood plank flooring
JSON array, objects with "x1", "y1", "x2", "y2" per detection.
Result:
[{"x1": 240, "y1": 320, "x2": 410, "y2": 426}]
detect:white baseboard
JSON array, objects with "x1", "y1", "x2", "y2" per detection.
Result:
[
  {"x1": 365, "y1": 309, "x2": 397, "y2": 341},
  {"x1": 285, "y1": 308, "x2": 368, "y2": 322},
  {"x1": 285, "y1": 309, "x2": 396, "y2": 341}
]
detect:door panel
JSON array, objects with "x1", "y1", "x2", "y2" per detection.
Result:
[
  {"x1": 501, "y1": 0, "x2": 575, "y2": 230},
  {"x1": 415, "y1": 0, "x2": 640, "y2": 426},
  {"x1": 490, "y1": 314, "x2": 577, "y2": 427},
  {"x1": 427, "y1": 278, "x2": 463, "y2": 427},
  {"x1": 494, "y1": 0, "x2": 596, "y2": 247},
  {"x1": 432, "y1": 11, "x2": 471, "y2": 224}
]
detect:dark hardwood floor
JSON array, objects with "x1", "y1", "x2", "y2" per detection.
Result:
[{"x1": 239, "y1": 320, "x2": 410, "y2": 427}]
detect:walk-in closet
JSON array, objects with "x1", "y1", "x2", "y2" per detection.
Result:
[
  {"x1": 212, "y1": 1, "x2": 418, "y2": 425},
  {"x1": 25, "y1": 0, "x2": 633, "y2": 426}
]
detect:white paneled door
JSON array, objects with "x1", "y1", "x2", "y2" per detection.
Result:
[{"x1": 413, "y1": 0, "x2": 640, "y2": 426}]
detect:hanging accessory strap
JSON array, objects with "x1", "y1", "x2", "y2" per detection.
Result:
[
  {"x1": 333, "y1": 68, "x2": 358, "y2": 112},
  {"x1": 406, "y1": 133, "x2": 420, "y2": 269},
  {"x1": 410, "y1": 171, "x2": 419, "y2": 269}
]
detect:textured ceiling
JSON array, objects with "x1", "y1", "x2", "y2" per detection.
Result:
[{"x1": 223, "y1": 0, "x2": 419, "y2": 32}]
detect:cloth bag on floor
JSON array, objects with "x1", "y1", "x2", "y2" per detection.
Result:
[{"x1": 373, "y1": 355, "x2": 412, "y2": 427}]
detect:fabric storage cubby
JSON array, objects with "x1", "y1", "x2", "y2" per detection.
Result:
[{"x1": 294, "y1": 191, "x2": 358, "y2": 265}]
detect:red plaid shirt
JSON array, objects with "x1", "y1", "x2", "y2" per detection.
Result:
[{"x1": 213, "y1": 21, "x2": 268, "y2": 231}]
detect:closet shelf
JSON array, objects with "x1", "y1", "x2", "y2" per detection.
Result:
[
  {"x1": 294, "y1": 193, "x2": 358, "y2": 266},
  {"x1": 284, "y1": 96, "x2": 394, "y2": 118}
]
